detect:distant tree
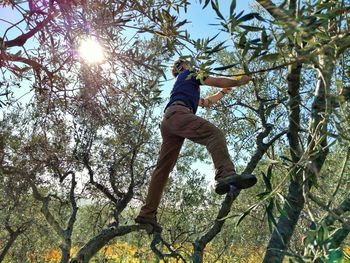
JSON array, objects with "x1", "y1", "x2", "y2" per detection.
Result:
[{"x1": 0, "y1": 118, "x2": 32, "y2": 261}]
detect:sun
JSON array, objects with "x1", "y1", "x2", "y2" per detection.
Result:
[{"x1": 78, "y1": 37, "x2": 105, "y2": 64}]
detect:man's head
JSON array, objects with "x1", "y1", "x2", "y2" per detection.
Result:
[{"x1": 171, "y1": 59, "x2": 190, "y2": 77}]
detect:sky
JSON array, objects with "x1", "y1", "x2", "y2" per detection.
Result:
[
  {"x1": 181, "y1": 0, "x2": 254, "y2": 39},
  {"x1": 0, "y1": 0, "x2": 256, "y2": 85},
  {"x1": 167, "y1": 0, "x2": 255, "y2": 70},
  {"x1": 0, "y1": 1, "x2": 255, "y2": 41}
]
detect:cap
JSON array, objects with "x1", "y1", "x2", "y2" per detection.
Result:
[{"x1": 171, "y1": 58, "x2": 187, "y2": 77}]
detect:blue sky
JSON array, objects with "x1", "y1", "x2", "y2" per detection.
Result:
[
  {"x1": 181, "y1": 0, "x2": 254, "y2": 39},
  {"x1": 169, "y1": 0, "x2": 255, "y2": 63},
  {"x1": 161, "y1": 1, "x2": 255, "y2": 88},
  {"x1": 0, "y1": 1, "x2": 254, "y2": 39},
  {"x1": 0, "y1": 5, "x2": 24, "y2": 39}
]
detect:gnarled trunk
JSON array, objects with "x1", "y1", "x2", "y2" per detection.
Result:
[{"x1": 263, "y1": 50, "x2": 335, "y2": 262}]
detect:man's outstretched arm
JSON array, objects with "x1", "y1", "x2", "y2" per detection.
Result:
[
  {"x1": 204, "y1": 75, "x2": 252, "y2": 88},
  {"x1": 199, "y1": 74, "x2": 252, "y2": 108},
  {"x1": 199, "y1": 88, "x2": 231, "y2": 108}
]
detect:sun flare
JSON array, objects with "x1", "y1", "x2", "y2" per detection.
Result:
[{"x1": 78, "y1": 37, "x2": 105, "y2": 64}]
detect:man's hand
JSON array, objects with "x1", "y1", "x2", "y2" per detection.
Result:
[{"x1": 199, "y1": 88, "x2": 232, "y2": 108}]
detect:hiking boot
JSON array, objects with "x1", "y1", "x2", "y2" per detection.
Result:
[
  {"x1": 215, "y1": 173, "x2": 257, "y2": 195},
  {"x1": 135, "y1": 215, "x2": 163, "y2": 233}
]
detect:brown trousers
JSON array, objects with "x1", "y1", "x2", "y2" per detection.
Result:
[{"x1": 139, "y1": 105, "x2": 236, "y2": 218}]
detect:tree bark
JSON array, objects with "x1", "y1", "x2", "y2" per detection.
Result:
[
  {"x1": 263, "y1": 0, "x2": 304, "y2": 259},
  {"x1": 263, "y1": 50, "x2": 335, "y2": 263},
  {"x1": 70, "y1": 225, "x2": 148, "y2": 263},
  {"x1": 31, "y1": 172, "x2": 78, "y2": 263},
  {"x1": 263, "y1": 178, "x2": 304, "y2": 263},
  {"x1": 193, "y1": 191, "x2": 240, "y2": 263},
  {"x1": 0, "y1": 231, "x2": 21, "y2": 262}
]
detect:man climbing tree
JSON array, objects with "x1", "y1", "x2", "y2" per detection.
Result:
[{"x1": 135, "y1": 58, "x2": 257, "y2": 232}]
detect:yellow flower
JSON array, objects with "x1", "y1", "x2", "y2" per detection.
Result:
[
  {"x1": 43, "y1": 248, "x2": 61, "y2": 263},
  {"x1": 104, "y1": 245, "x2": 115, "y2": 257},
  {"x1": 344, "y1": 246, "x2": 350, "y2": 259}
]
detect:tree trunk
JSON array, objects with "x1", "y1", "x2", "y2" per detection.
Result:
[
  {"x1": 263, "y1": 49, "x2": 303, "y2": 261},
  {"x1": 192, "y1": 120, "x2": 279, "y2": 262},
  {"x1": 193, "y1": 242, "x2": 204, "y2": 263},
  {"x1": 263, "y1": 179, "x2": 304, "y2": 263},
  {"x1": 192, "y1": 192, "x2": 238, "y2": 263},
  {"x1": 60, "y1": 239, "x2": 72, "y2": 263},
  {"x1": 0, "y1": 234, "x2": 19, "y2": 262},
  {"x1": 71, "y1": 225, "x2": 142, "y2": 263},
  {"x1": 263, "y1": 49, "x2": 335, "y2": 262}
]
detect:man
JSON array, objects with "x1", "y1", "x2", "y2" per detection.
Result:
[{"x1": 135, "y1": 59, "x2": 257, "y2": 232}]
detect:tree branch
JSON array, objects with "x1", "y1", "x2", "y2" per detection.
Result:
[
  {"x1": 4, "y1": 11, "x2": 56, "y2": 48},
  {"x1": 71, "y1": 224, "x2": 152, "y2": 263},
  {"x1": 335, "y1": 32, "x2": 350, "y2": 57},
  {"x1": 0, "y1": 223, "x2": 28, "y2": 262},
  {"x1": 0, "y1": 52, "x2": 52, "y2": 76},
  {"x1": 31, "y1": 182, "x2": 66, "y2": 237},
  {"x1": 193, "y1": 189, "x2": 240, "y2": 262},
  {"x1": 150, "y1": 232, "x2": 187, "y2": 262},
  {"x1": 66, "y1": 172, "x2": 78, "y2": 235},
  {"x1": 255, "y1": 0, "x2": 297, "y2": 26},
  {"x1": 193, "y1": 102, "x2": 280, "y2": 260},
  {"x1": 83, "y1": 157, "x2": 120, "y2": 205},
  {"x1": 287, "y1": 62, "x2": 303, "y2": 162}
]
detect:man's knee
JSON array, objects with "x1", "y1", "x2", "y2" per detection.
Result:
[{"x1": 212, "y1": 126, "x2": 225, "y2": 139}]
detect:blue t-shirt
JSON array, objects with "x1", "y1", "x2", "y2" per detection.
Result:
[{"x1": 165, "y1": 70, "x2": 203, "y2": 114}]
